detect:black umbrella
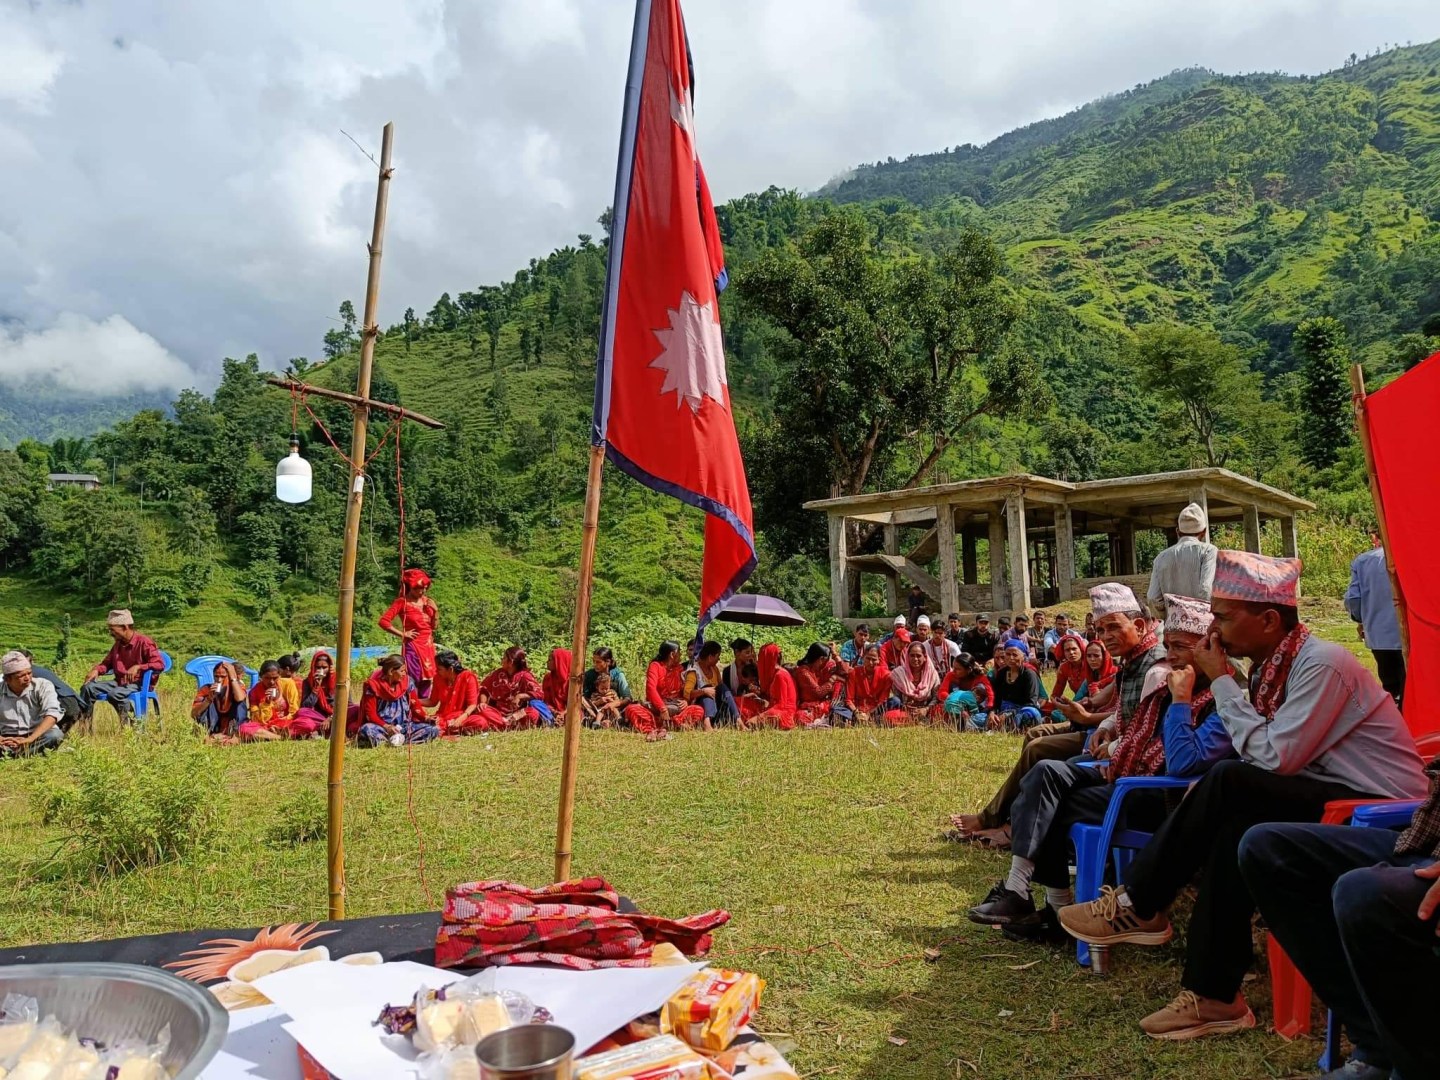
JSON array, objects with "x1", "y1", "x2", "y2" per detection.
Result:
[{"x1": 714, "y1": 593, "x2": 807, "y2": 627}]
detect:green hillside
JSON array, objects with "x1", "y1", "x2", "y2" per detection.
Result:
[{"x1": 7, "y1": 41, "x2": 1440, "y2": 663}]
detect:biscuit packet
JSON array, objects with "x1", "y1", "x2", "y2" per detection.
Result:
[
  {"x1": 573, "y1": 1034, "x2": 725, "y2": 1080},
  {"x1": 660, "y1": 969, "x2": 764, "y2": 1052}
]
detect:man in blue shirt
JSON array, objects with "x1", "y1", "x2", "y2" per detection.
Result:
[{"x1": 1345, "y1": 533, "x2": 1405, "y2": 706}]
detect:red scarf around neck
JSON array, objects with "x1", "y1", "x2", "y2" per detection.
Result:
[
  {"x1": 1251, "y1": 624, "x2": 1311, "y2": 719},
  {"x1": 1110, "y1": 685, "x2": 1216, "y2": 779}
]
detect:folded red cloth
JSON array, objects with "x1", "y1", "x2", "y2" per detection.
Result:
[{"x1": 435, "y1": 877, "x2": 731, "y2": 970}]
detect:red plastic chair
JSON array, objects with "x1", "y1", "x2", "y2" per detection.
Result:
[{"x1": 1267, "y1": 730, "x2": 1440, "y2": 1040}]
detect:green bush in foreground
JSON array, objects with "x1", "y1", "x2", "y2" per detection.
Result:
[
  {"x1": 266, "y1": 790, "x2": 328, "y2": 848},
  {"x1": 31, "y1": 727, "x2": 227, "y2": 873}
]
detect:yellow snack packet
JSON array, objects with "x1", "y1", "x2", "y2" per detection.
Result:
[
  {"x1": 660, "y1": 969, "x2": 765, "y2": 1052},
  {"x1": 574, "y1": 1034, "x2": 712, "y2": 1080}
]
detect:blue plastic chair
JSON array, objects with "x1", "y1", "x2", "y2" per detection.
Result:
[
  {"x1": 1069, "y1": 774, "x2": 1194, "y2": 969},
  {"x1": 1312, "y1": 799, "x2": 1425, "y2": 1071},
  {"x1": 132, "y1": 651, "x2": 172, "y2": 720},
  {"x1": 184, "y1": 655, "x2": 259, "y2": 691}
]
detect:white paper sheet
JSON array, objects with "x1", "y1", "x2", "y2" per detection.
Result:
[
  {"x1": 250, "y1": 960, "x2": 705, "y2": 1080},
  {"x1": 199, "y1": 1004, "x2": 302, "y2": 1080}
]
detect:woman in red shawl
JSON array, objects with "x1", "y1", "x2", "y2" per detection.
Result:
[
  {"x1": 845, "y1": 642, "x2": 891, "y2": 725},
  {"x1": 622, "y1": 641, "x2": 706, "y2": 736},
  {"x1": 794, "y1": 642, "x2": 841, "y2": 727},
  {"x1": 294, "y1": 649, "x2": 336, "y2": 734},
  {"x1": 426, "y1": 650, "x2": 483, "y2": 734},
  {"x1": 1042, "y1": 637, "x2": 1114, "y2": 716},
  {"x1": 885, "y1": 642, "x2": 941, "y2": 726},
  {"x1": 379, "y1": 568, "x2": 439, "y2": 698},
  {"x1": 477, "y1": 646, "x2": 545, "y2": 729},
  {"x1": 751, "y1": 642, "x2": 799, "y2": 730},
  {"x1": 541, "y1": 648, "x2": 572, "y2": 718},
  {"x1": 355, "y1": 655, "x2": 437, "y2": 747}
]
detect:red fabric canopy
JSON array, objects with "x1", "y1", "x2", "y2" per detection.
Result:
[{"x1": 1366, "y1": 350, "x2": 1440, "y2": 738}]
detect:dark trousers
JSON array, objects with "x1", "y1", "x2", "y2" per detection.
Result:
[
  {"x1": 1010, "y1": 761, "x2": 1166, "y2": 888},
  {"x1": 977, "y1": 725, "x2": 1086, "y2": 829},
  {"x1": 1240, "y1": 823, "x2": 1438, "y2": 1080},
  {"x1": 79, "y1": 678, "x2": 137, "y2": 720},
  {"x1": 1122, "y1": 760, "x2": 1359, "y2": 1001},
  {"x1": 1372, "y1": 649, "x2": 1406, "y2": 707}
]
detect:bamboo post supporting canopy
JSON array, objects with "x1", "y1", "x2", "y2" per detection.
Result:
[
  {"x1": 327, "y1": 122, "x2": 395, "y2": 920},
  {"x1": 554, "y1": 442, "x2": 606, "y2": 882},
  {"x1": 1350, "y1": 364, "x2": 1411, "y2": 660}
]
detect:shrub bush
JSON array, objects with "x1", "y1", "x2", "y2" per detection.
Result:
[
  {"x1": 266, "y1": 790, "x2": 328, "y2": 847},
  {"x1": 31, "y1": 728, "x2": 227, "y2": 872}
]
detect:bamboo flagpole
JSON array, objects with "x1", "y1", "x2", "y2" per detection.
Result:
[
  {"x1": 554, "y1": 0, "x2": 651, "y2": 883},
  {"x1": 1350, "y1": 363, "x2": 1411, "y2": 661},
  {"x1": 327, "y1": 122, "x2": 395, "y2": 919}
]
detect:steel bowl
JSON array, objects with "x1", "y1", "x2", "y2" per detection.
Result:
[{"x1": 0, "y1": 962, "x2": 228, "y2": 1080}]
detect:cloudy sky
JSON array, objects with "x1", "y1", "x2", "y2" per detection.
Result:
[{"x1": 3, "y1": 0, "x2": 1438, "y2": 398}]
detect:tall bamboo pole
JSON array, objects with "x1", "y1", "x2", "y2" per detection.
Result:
[
  {"x1": 1350, "y1": 364, "x2": 1411, "y2": 661},
  {"x1": 327, "y1": 122, "x2": 395, "y2": 919},
  {"x1": 554, "y1": 443, "x2": 605, "y2": 882}
]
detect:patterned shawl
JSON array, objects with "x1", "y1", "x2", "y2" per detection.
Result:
[
  {"x1": 1251, "y1": 624, "x2": 1312, "y2": 719},
  {"x1": 1110, "y1": 685, "x2": 1216, "y2": 780}
]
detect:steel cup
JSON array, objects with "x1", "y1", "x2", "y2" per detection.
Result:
[{"x1": 475, "y1": 1024, "x2": 576, "y2": 1080}]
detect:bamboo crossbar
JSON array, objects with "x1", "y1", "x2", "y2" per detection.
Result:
[{"x1": 266, "y1": 377, "x2": 445, "y2": 430}]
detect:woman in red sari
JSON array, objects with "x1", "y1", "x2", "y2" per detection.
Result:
[
  {"x1": 622, "y1": 641, "x2": 706, "y2": 736},
  {"x1": 426, "y1": 650, "x2": 483, "y2": 734},
  {"x1": 794, "y1": 642, "x2": 841, "y2": 727},
  {"x1": 541, "y1": 648, "x2": 573, "y2": 718},
  {"x1": 294, "y1": 649, "x2": 336, "y2": 734},
  {"x1": 845, "y1": 643, "x2": 891, "y2": 725},
  {"x1": 379, "y1": 568, "x2": 439, "y2": 699},
  {"x1": 885, "y1": 642, "x2": 941, "y2": 726},
  {"x1": 477, "y1": 646, "x2": 545, "y2": 729},
  {"x1": 751, "y1": 642, "x2": 799, "y2": 730}
]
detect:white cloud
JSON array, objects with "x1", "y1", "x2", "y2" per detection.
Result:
[
  {"x1": 0, "y1": 314, "x2": 194, "y2": 396},
  {"x1": 0, "y1": 18, "x2": 64, "y2": 111},
  {"x1": 1, "y1": 0, "x2": 1438, "y2": 404}
]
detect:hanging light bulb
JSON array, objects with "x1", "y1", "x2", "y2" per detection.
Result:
[{"x1": 275, "y1": 433, "x2": 312, "y2": 503}]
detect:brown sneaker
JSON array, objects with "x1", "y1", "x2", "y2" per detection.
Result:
[
  {"x1": 1056, "y1": 885, "x2": 1173, "y2": 946},
  {"x1": 1138, "y1": 990, "x2": 1256, "y2": 1040}
]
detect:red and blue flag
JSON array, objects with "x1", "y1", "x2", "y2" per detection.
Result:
[{"x1": 593, "y1": 0, "x2": 755, "y2": 631}]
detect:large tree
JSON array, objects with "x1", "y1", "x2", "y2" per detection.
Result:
[
  {"x1": 736, "y1": 211, "x2": 1041, "y2": 527},
  {"x1": 1294, "y1": 316, "x2": 1353, "y2": 469},
  {"x1": 1129, "y1": 325, "x2": 1268, "y2": 468}
]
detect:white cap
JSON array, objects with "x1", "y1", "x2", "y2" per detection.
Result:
[
  {"x1": 893, "y1": 615, "x2": 907, "y2": 627},
  {"x1": 1178, "y1": 502, "x2": 1208, "y2": 535},
  {"x1": 916, "y1": 614, "x2": 931, "y2": 629},
  {"x1": 1089, "y1": 582, "x2": 1144, "y2": 618},
  {"x1": 1, "y1": 651, "x2": 31, "y2": 676}
]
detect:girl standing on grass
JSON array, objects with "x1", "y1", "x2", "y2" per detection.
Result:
[{"x1": 379, "y1": 568, "x2": 439, "y2": 699}]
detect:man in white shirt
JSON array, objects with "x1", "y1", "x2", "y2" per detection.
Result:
[
  {"x1": 921, "y1": 619, "x2": 960, "y2": 674},
  {"x1": 1147, "y1": 503, "x2": 1217, "y2": 619},
  {"x1": 0, "y1": 651, "x2": 65, "y2": 757}
]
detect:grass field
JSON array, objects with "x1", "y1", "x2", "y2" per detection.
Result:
[{"x1": 0, "y1": 699, "x2": 1339, "y2": 1079}]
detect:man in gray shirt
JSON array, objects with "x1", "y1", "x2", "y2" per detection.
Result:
[
  {"x1": 1146, "y1": 502, "x2": 1217, "y2": 618},
  {"x1": 1344, "y1": 533, "x2": 1405, "y2": 706},
  {"x1": 0, "y1": 651, "x2": 65, "y2": 757},
  {"x1": 1058, "y1": 550, "x2": 1427, "y2": 1043}
]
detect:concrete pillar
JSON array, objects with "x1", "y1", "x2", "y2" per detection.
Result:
[
  {"x1": 988, "y1": 505, "x2": 1008, "y2": 611},
  {"x1": 935, "y1": 504, "x2": 959, "y2": 617},
  {"x1": 828, "y1": 514, "x2": 850, "y2": 619},
  {"x1": 1005, "y1": 493, "x2": 1031, "y2": 613},
  {"x1": 1117, "y1": 519, "x2": 1137, "y2": 575},
  {"x1": 961, "y1": 529, "x2": 978, "y2": 586},
  {"x1": 1243, "y1": 504, "x2": 1262, "y2": 554},
  {"x1": 1054, "y1": 505, "x2": 1075, "y2": 602},
  {"x1": 1280, "y1": 515, "x2": 1299, "y2": 559},
  {"x1": 883, "y1": 523, "x2": 900, "y2": 615}
]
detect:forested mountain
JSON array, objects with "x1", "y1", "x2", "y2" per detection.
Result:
[{"x1": 5, "y1": 40, "x2": 1439, "y2": 662}]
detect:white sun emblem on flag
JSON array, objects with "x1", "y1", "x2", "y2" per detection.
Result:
[{"x1": 650, "y1": 291, "x2": 728, "y2": 414}]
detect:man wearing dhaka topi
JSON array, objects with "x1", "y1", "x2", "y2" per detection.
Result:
[{"x1": 1056, "y1": 550, "x2": 1427, "y2": 1041}]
